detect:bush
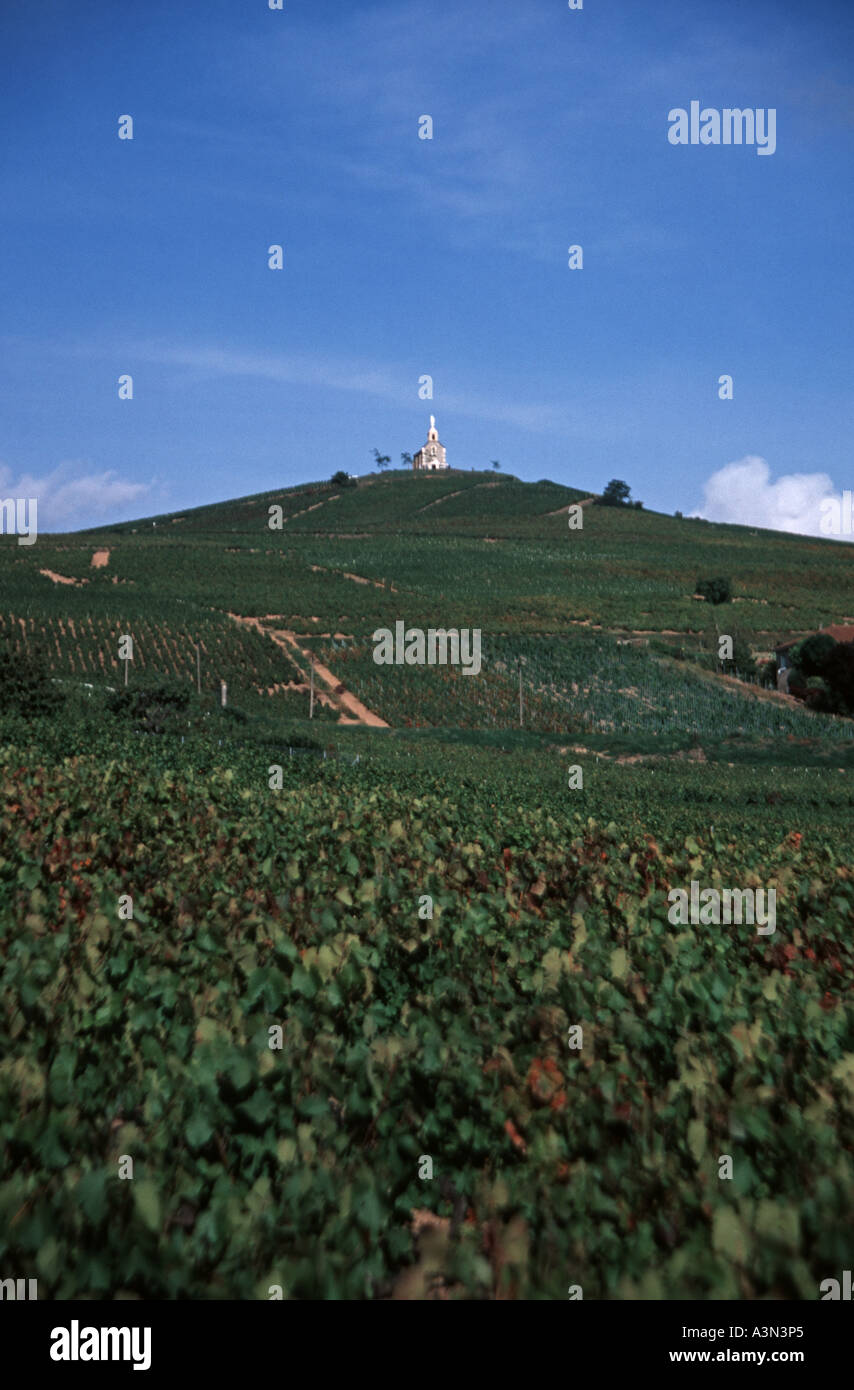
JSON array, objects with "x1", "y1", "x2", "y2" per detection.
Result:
[
  {"x1": 0, "y1": 643, "x2": 65, "y2": 717},
  {"x1": 794, "y1": 633, "x2": 837, "y2": 679},
  {"x1": 331, "y1": 470, "x2": 356, "y2": 488},
  {"x1": 107, "y1": 680, "x2": 191, "y2": 735},
  {"x1": 696, "y1": 576, "x2": 732, "y2": 605},
  {"x1": 824, "y1": 643, "x2": 854, "y2": 713},
  {"x1": 598, "y1": 479, "x2": 632, "y2": 507}
]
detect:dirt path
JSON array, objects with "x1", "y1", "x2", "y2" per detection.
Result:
[
  {"x1": 227, "y1": 613, "x2": 389, "y2": 727},
  {"x1": 415, "y1": 488, "x2": 463, "y2": 513},
  {"x1": 546, "y1": 496, "x2": 595, "y2": 516},
  {"x1": 310, "y1": 563, "x2": 398, "y2": 593},
  {"x1": 284, "y1": 495, "x2": 340, "y2": 523},
  {"x1": 40, "y1": 569, "x2": 86, "y2": 586},
  {"x1": 91, "y1": 549, "x2": 110, "y2": 569}
]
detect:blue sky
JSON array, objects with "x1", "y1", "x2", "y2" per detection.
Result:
[{"x1": 1, "y1": 0, "x2": 853, "y2": 534}]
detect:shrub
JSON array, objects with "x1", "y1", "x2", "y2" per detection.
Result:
[
  {"x1": 107, "y1": 680, "x2": 191, "y2": 735},
  {"x1": 696, "y1": 576, "x2": 732, "y2": 605},
  {"x1": 824, "y1": 642, "x2": 854, "y2": 713},
  {"x1": 598, "y1": 479, "x2": 632, "y2": 507},
  {"x1": 0, "y1": 643, "x2": 65, "y2": 717},
  {"x1": 794, "y1": 633, "x2": 837, "y2": 678}
]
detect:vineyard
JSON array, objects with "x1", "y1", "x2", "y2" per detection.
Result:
[
  {"x1": 0, "y1": 722, "x2": 852, "y2": 1299},
  {"x1": 306, "y1": 632, "x2": 854, "y2": 741},
  {"x1": 1, "y1": 468, "x2": 853, "y2": 1301}
]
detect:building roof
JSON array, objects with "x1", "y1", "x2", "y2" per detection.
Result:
[{"x1": 775, "y1": 624, "x2": 854, "y2": 653}]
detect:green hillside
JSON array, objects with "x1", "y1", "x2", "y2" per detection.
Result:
[
  {"x1": 2, "y1": 470, "x2": 854, "y2": 1301},
  {"x1": 3, "y1": 469, "x2": 853, "y2": 743}
]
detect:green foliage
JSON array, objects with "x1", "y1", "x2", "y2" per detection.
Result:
[
  {"x1": 720, "y1": 632, "x2": 756, "y2": 681},
  {"x1": 598, "y1": 479, "x2": 632, "y2": 507},
  {"x1": 106, "y1": 679, "x2": 191, "y2": 734},
  {"x1": 0, "y1": 642, "x2": 65, "y2": 716},
  {"x1": 310, "y1": 632, "x2": 852, "y2": 741},
  {"x1": 824, "y1": 643, "x2": 854, "y2": 711},
  {"x1": 331, "y1": 471, "x2": 356, "y2": 488},
  {"x1": 696, "y1": 576, "x2": 733, "y2": 605},
  {"x1": 795, "y1": 634, "x2": 837, "y2": 678},
  {"x1": 790, "y1": 637, "x2": 854, "y2": 716},
  {"x1": 1, "y1": 467, "x2": 854, "y2": 1300},
  {"x1": 0, "y1": 736, "x2": 852, "y2": 1299}
]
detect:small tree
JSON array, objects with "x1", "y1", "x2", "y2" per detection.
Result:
[
  {"x1": 0, "y1": 642, "x2": 65, "y2": 716},
  {"x1": 107, "y1": 679, "x2": 190, "y2": 735},
  {"x1": 371, "y1": 449, "x2": 391, "y2": 471},
  {"x1": 794, "y1": 633, "x2": 836, "y2": 678},
  {"x1": 696, "y1": 576, "x2": 732, "y2": 605},
  {"x1": 824, "y1": 643, "x2": 854, "y2": 713},
  {"x1": 599, "y1": 479, "x2": 632, "y2": 507},
  {"x1": 491, "y1": 459, "x2": 501, "y2": 471},
  {"x1": 401, "y1": 452, "x2": 413, "y2": 468},
  {"x1": 331, "y1": 469, "x2": 356, "y2": 488}
]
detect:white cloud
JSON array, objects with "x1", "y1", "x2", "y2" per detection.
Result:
[
  {"x1": 692, "y1": 455, "x2": 847, "y2": 540},
  {"x1": 0, "y1": 461, "x2": 153, "y2": 533}
]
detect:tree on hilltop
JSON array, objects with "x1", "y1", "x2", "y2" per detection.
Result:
[{"x1": 599, "y1": 479, "x2": 632, "y2": 507}]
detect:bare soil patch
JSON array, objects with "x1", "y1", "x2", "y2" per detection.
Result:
[
  {"x1": 227, "y1": 613, "x2": 389, "y2": 727},
  {"x1": 40, "y1": 569, "x2": 86, "y2": 587}
]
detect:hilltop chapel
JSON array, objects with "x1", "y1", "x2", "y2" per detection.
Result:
[{"x1": 412, "y1": 415, "x2": 448, "y2": 471}]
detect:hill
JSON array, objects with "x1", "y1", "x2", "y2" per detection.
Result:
[
  {"x1": 2, "y1": 469, "x2": 854, "y2": 744},
  {"x1": 2, "y1": 469, "x2": 854, "y2": 1301}
]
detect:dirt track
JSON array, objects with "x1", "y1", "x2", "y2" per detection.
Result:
[{"x1": 227, "y1": 613, "x2": 389, "y2": 727}]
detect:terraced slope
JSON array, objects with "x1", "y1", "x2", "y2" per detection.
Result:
[{"x1": 2, "y1": 470, "x2": 853, "y2": 733}]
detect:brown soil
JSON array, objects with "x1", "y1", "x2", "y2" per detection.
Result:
[
  {"x1": 284, "y1": 495, "x2": 340, "y2": 523},
  {"x1": 311, "y1": 563, "x2": 397, "y2": 593},
  {"x1": 227, "y1": 614, "x2": 389, "y2": 727},
  {"x1": 546, "y1": 497, "x2": 595, "y2": 515},
  {"x1": 91, "y1": 549, "x2": 110, "y2": 569},
  {"x1": 415, "y1": 489, "x2": 463, "y2": 513},
  {"x1": 40, "y1": 569, "x2": 86, "y2": 586}
]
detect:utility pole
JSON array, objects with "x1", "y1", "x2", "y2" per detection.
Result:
[{"x1": 309, "y1": 659, "x2": 315, "y2": 719}]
